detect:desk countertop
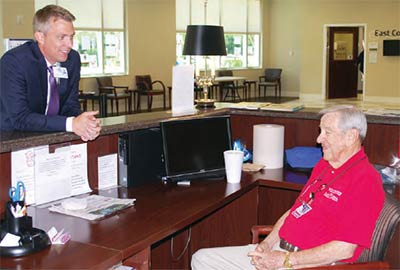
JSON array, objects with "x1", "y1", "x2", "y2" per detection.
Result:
[
  {"x1": 1, "y1": 104, "x2": 398, "y2": 153},
  {"x1": 2, "y1": 168, "x2": 398, "y2": 269},
  {"x1": 1, "y1": 170, "x2": 303, "y2": 269}
]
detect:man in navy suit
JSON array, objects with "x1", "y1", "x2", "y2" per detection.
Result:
[{"x1": 0, "y1": 5, "x2": 100, "y2": 141}]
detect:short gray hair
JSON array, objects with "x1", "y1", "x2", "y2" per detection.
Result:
[
  {"x1": 33, "y1": 5, "x2": 75, "y2": 34},
  {"x1": 319, "y1": 105, "x2": 367, "y2": 142}
]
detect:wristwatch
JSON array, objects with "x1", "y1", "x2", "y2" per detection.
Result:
[{"x1": 284, "y1": 251, "x2": 293, "y2": 269}]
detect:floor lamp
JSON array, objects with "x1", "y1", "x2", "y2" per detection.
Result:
[{"x1": 183, "y1": 25, "x2": 227, "y2": 107}]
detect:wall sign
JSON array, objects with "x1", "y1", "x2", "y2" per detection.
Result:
[{"x1": 374, "y1": 29, "x2": 400, "y2": 37}]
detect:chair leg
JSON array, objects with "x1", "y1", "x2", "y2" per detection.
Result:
[
  {"x1": 163, "y1": 93, "x2": 166, "y2": 110},
  {"x1": 116, "y1": 100, "x2": 120, "y2": 115},
  {"x1": 279, "y1": 82, "x2": 282, "y2": 97},
  {"x1": 147, "y1": 96, "x2": 152, "y2": 111},
  {"x1": 110, "y1": 100, "x2": 114, "y2": 115},
  {"x1": 136, "y1": 95, "x2": 141, "y2": 112}
]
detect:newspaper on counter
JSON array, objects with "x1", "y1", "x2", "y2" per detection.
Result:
[{"x1": 49, "y1": 195, "x2": 136, "y2": 221}]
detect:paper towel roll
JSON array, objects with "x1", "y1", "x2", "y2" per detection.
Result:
[{"x1": 253, "y1": 124, "x2": 285, "y2": 169}]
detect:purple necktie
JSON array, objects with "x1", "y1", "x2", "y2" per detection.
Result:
[{"x1": 47, "y1": 66, "x2": 59, "y2": 116}]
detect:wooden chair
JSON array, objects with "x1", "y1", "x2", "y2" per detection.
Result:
[
  {"x1": 135, "y1": 75, "x2": 166, "y2": 112},
  {"x1": 251, "y1": 193, "x2": 400, "y2": 269},
  {"x1": 243, "y1": 79, "x2": 257, "y2": 100},
  {"x1": 258, "y1": 68, "x2": 282, "y2": 98},
  {"x1": 96, "y1": 77, "x2": 131, "y2": 116},
  {"x1": 218, "y1": 70, "x2": 247, "y2": 102},
  {"x1": 78, "y1": 90, "x2": 87, "y2": 111}
]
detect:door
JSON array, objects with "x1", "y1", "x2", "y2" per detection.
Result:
[{"x1": 328, "y1": 27, "x2": 359, "y2": 99}]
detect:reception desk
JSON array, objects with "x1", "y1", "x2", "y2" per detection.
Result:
[
  {"x1": 0, "y1": 171, "x2": 304, "y2": 269},
  {"x1": 0, "y1": 106, "x2": 399, "y2": 269}
]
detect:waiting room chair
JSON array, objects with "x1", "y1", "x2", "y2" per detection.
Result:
[
  {"x1": 96, "y1": 77, "x2": 131, "y2": 116},
  {"x1": 78, "y1": 90, "x2": 87, "y2": 111},
  {"x1": 258, "y1": 68, "x2": 282, "y2": 98},
  {"x1": 135, "y1": 75, "x2": 166, "y2": 111},
  {"x1": 243, "y1": 79, "x2": 257, "y2": 100},
  {"x1": 218, "y1": 70, "x2": 247, "y2": 102},
  {"x1": 251, "y1": 193, "x2": 400, "y2": 269}
]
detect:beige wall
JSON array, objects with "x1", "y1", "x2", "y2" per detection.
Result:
[
  {"x1": 266, "y1": 0, "x2": 400, "y2": 102},
  {"x1": 1, "y1": 0, "x2": 399, "y2": 102},
  {"x1": 0, "y1": 0, "x2": 4, "y2": 55},
  {"x1": 2, "y1": 0, "x2": 34, "y2": 39}
]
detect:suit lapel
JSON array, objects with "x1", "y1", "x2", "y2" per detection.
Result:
[{"x1": 31, "y1": 42, "x2": 49, "y2": 112}]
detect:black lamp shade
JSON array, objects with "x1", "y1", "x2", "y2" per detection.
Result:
[{"x1": 183, "y1": 25, "x2": 227, "y2": 56}]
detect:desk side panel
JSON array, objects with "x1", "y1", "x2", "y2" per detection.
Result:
[
  {"x1": 0, "y1": 152, "x2": 11, "y2": 218},
  {"x1": 150, "y1": 187, "x2": 258, "y2": 269},
  {"x1": 258, "y1": 185, "x2": 299, "y2": 225}
]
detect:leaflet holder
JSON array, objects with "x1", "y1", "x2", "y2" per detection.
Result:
[{"x1": 0, "y1": 201, "x2": 51, "y2": 257}]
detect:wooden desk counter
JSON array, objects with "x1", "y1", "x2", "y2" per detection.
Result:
[
  {"x1": 0, "y1": 240, "x2": 122, "y2": 269},
  {"x1": 2, "y1": 171, "x2": 398, "y2": 269},
  {"x1": 26, "y1": 175, "x2": 260, "y2": 259},
  {"x1": 4, "y1": 171, "x2": 301, "y2": 269}
]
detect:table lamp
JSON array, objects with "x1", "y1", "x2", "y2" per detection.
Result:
[{"x1": 183, "y1": 25, "x2": 227, "y2": 107}]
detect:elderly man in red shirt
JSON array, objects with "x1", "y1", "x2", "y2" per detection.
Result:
[{"x1": 191, "y1": 105, "x2": 385, "y2": 270}]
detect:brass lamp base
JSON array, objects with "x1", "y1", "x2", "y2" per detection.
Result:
[{"x1": 195, "y1": 98, "x2": 216, "y2": 108}]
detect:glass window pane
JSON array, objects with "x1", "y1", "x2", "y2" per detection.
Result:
[
  {"x1": 58, "y1": 0, "x2": 102, "y2": 28},
  {"x1": 191, "y1": 0, "x2": 205, "y2": 25},
  {"x1": 247, "y1": 34, "x2": 260, "y2": 67},
  {"x1": 35, "y1": 0, "x2": 56, "y2": 11},
  {"x1": 176, "y1": 0, "x2": 261, "y2": 70},
  {"x1": 334, "y1": 33, "x2": 354, "y2": 61},
  {"x1": 221, "y1": 0, "x2": 246, "y2": 32},
  {"x1": 221, "y1": 34, "x2": 245, "y2": 68},
  {"x1": 176, "y1": 0, "x2": 190, "y2": 31},
  {"x1": 73, "y1": 31, "x2": 103, "y2": 75},
  {"x1": 248, "y1": 0, "x2": 261, "y2": 32},
  {"x1": 104, "y1": 31, "x2": 125, "y2": 74},
  {"x1": 103, "y1": 0, "x2": 124, "y2": 29},
  {"x1": 205, "y1": 0, "x2": 220, "y2": 26},
  {"x1": 190, "y1": 0, "x2": 220, "y2": 25}
]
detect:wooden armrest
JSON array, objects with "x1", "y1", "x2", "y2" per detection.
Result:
[
  {"x1": 114, "y1": 85, "x2": 129, "y2": 90},
  {"x1": 258, "y1": 75, "x2": 266, "y2": 82},
  {"x1": 99, "y1": 86, "x2": 114, "y2": 90},
  {"x1": 152, "y1": 80, "x2": 166, "y2": 91},
  {"x1": 303, "y1": 261, "x2": 390, "y2": 269},
  {"x1": 251, "y1": 225, "x2": 274, "y2": 244}
]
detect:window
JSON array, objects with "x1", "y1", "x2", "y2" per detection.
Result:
[
  {"x1": 35, "y1": 0, "x2": 126, "y2": 77},
  {"x1": 176, "y1": 0, "x2": 261, "y2": 70}
]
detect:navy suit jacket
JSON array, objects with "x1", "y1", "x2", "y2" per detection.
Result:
[{"x1": 0, "y1": 40, "x2": 82, "y2": 132}]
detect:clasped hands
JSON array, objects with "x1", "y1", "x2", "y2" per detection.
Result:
[
  {"x1": 248, "y1": 241, "x2": 286, "y2": 270},
  {"x1": 73, "y1": 111, "x2": 101, "y2": 141}
]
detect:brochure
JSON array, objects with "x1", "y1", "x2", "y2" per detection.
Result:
[{"x1": 49, "y1": 195, "x2": 135, "y2": 221}]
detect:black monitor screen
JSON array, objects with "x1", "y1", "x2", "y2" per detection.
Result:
[
  {"x1": 160, "y1": 115, "x2": 232, "y2": 182},
  {"x1": 383, "y1": 40, "x2": 400, "y2": 56}
]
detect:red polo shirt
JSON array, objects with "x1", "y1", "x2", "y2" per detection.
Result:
[{"x1": 279, "y1": 148, "x2": 385, "y2": 262}]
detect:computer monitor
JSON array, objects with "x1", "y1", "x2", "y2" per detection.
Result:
[{"x1": 160, "y1": 115, "x2": 232, "y2": 182}]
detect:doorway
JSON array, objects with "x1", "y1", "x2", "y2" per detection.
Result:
[{"x1": 323, "y1": 25, "x2": 365, "y2": 99}]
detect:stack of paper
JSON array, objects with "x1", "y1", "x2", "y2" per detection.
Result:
[
  {"x1": 230, "y1": 102, "x2": 271, "y2": 110},
  {"x1": 49, "y1": 195, "x2": 136, "y2": 221},
  {"x1": 260, "y1": 103, "x2": 305, "y2": 112}
]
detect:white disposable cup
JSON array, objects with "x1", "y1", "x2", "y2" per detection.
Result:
[{"x1": 224, "y1": 150, "x2": 244, "y2": 184}]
